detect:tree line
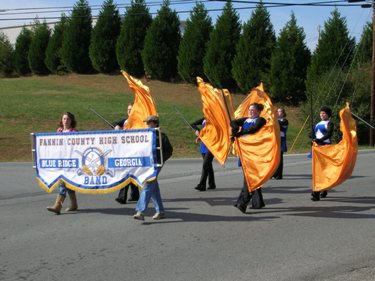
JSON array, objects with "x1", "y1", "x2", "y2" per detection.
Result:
[{"x1": 0, "y1": 0, "x2": 372, "y2": 113}]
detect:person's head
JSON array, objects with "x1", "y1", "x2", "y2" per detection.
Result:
[
  {"x1": 249, "y1": 103, "x2": 264, "y2": 118},
  {"x1": 277, "y1": 108, "x2": 286, "y2": 118},
  {"x1": 60, "y1": 112, "x2": 76, "y2": 129},
  {"x1": 127, "y1": 103, "x2": 133, "y2": 116},
  {"x1": 319, "y1": 106, "x2": 332, "y2": 121},
  {"x1": 144, "y1": 115, "x2": 159, "y2": 128}
]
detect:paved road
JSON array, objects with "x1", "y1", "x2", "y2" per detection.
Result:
[{"x1": 1, "y1": 151, "x2": 375, "y2": 281}]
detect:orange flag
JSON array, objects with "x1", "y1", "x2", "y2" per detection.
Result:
[
  {"x1": 312, "y1": 103, "x2": 358, "y2": 192},
  {"x1": 234, "y1": 83, "x2": 280, "y2": 191},
  {"x1": 196, "y1": 77, "x2": 232, "y2": 165},
  {"x1": 121, "y1": 70, "x2": 158, "y2": 129}
]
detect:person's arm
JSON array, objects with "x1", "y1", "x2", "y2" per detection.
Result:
[
  {"x1": 190, "y1": 118, "x2": 205, "y2": 131},
  {"x1": 230, "y1": 118, "x2": 247, "y2": 136},
  {"x1": 239, "y1": 117, "x2": 266, "y2": 136}
]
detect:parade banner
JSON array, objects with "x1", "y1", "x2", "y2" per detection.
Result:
[{"x1": 32, "y1": 129, "x2": 158, "y2": 194}]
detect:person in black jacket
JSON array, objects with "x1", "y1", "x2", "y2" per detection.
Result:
[
  {"x1": 273, "y1": 108, "x2": 288, "y2": 180},
  {"x1": 231, "y1": 103, "x2": 267, "y2": 213},
  {"x1": 114, "y1": 103, "x2": 140, "y2": 204},
  {"x1": 190, "y1": 118, "x2": 216, "y2": 191},
  {"x1": 133, "y1": 115, "x2": 173, "y2": 220}
]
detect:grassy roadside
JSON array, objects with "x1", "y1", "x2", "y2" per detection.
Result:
[{"x1": 0, "y1": 74, "x2": 307, "y2": 162}]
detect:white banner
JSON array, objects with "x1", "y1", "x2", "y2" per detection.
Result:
[{"x1": 33, "y1": 129, "x2": 158, "y2": 194}]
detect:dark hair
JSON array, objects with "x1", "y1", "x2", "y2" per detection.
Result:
[
  {"x1": 278, "y1": 108, "x2": 286, "y2": 117},
  {"x1": 250, "y1": 102, "x2": 264, "y2": 112},
  {"x1": 59, "y1": 112, "x2": 77, "y2": 128},
  {"x1": 320, "y1": 106, "x2": 332, "y2": 118}
]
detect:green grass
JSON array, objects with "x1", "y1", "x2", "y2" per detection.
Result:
[{"x1": 0, "y1": 74, "x2": 309, "y2": 162}]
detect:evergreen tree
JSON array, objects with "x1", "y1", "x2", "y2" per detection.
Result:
[
  {"x1": 28, "y1": 20, "x2": 50, "y2": 75},
  {"x1": 89, "y1": 0, "x2": 121, "y2": 73},
  {"x1": 203, "y1": 0, "x2": 240, "y2": 89},
  {"x1": 61, "y1": 0, "x2": 93, "y2": 73},
  {"x1": 116, "y1": 0, "x2": 152, "y2": 77},
  {"x1": 307, "y1": 9, "x2": 355, "y2": 79},
  {"x1": 354, "y1": 21, "x2": 372, "y2": 66},
  {"x1": 14, "y1": 26, "x2": 32, "y2": 75},
  {"x1": 270, "y1": 13, "x2": 310, "y2": 105},
  {"x1": 0, "y1": 32, "x2": 14, "y2": 77},
  {"x1": 177, "y1": 2, "x2": 212, "y2": 83},
  {"x1": 142, "y1": 0, "x2": 181, "y2": 81},
  {"x1": 45, "y1": 14, "x2": 68, "y2": 73},
  {"x1": 232, "y1": 3, "x2": 275, "y2": 92}
]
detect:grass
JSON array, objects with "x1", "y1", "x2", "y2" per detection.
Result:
[{"x1": 0, "y1": 74, "x2": 308, "y2": 162}]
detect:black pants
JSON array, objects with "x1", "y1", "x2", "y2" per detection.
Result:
[
  {"x1": 197, "y1": 151, "x2": 216, "y2": 188},
  {"x1": 117, "y1": 183, "x2": 139, "y2": 202},
  {"x1": 273, "y1": 151, "x2": 284, "y2": 179},
  {"x1": 236, "y1": 177, "x2": 265, "y2": 208}
]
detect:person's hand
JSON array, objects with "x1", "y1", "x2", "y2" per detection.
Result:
[
  {"x1": 195, "y1": 136, "x2": 201, "y2": 144},
  {"x1": 114, "y1": 125, "x2": 121, "y2": 130},
  {"x1": 195, "y1": 130, "x2": 200, "y2": 137}
]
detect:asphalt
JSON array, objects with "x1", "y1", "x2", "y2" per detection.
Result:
[{"x1": 1, "y1": 150, "x2": 375, "y2": 281}]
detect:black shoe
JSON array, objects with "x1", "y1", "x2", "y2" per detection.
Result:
[
  {"x1": 311, "y1": 195, "x2": 320, "y2": 201},
  {"x1": 195, "y1": 185, "x2": 206, "y2": 191},
  {"x1": 236, "y1": 204, "x2": 247, "y2": 214},
  {"x1": 320, "y1": 191, "x2": 328, "y2": 198},
  {"x1": 115, "y1": 198, "x2": 126, "y2": 204},
  {"x1": 207, "y1": 186, "x2": 216, "y2": 190}
]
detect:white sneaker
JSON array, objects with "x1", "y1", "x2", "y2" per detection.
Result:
[
  {"x1": 133, "y1": 212, "x2": 144, "y2": 220},
  {"x1": 152, "y1": 213, "x2": 165, "y2": 220}
]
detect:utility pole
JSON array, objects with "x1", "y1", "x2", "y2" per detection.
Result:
[{"x1": 349, "y1": 0, "x2": 375, "y2": 146}]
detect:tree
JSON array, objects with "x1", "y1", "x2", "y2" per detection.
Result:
[
  {"x1": 269, "y1": 13, "x2": 310, "y2": 105},
  {"x1": 177, "y1": 2, "x2": 212, "y2": 83},
  {"x1": 142, "y1": 0, "x2": 181, "y2": 81},
  {"x1": 354, "y1": 21, "x2": 372, "y2": 66},
  {"x1": 0, "y1": 32, "x2": 14, "y2": 77},
  {"x1": 307, "y1": 9, "x2": 355, "y2": 79},
  {"x1": 45, "y1": 14, "x2": 68, "y2": 73},
  {"x1": 14, "y1": 26, "x2": 32, "y2": 75},
  {"x1": 28, "y1": 20, "x2": 50, "y2": 75},
  {"x1": 232, "y1": 3, "x2": 275, "y2": 92},
  {"x1": 89, "y1": 0, "x2": 121, "y2": 73},
  {"x1": 203, "y1": 0, "x2": 240, "y2": 89},
  {"x1": 116, "y1": 0, "x2": 152, "y2": 77},
  {"x1": 61, "y1": 0, "x2": 93, "y2": 73}
]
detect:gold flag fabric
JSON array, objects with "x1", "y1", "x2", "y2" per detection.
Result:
[
  {"x1": 312, "y1": 103, "x2": 358, "y2": 192},
  {"x1": 196, "y1": 77, "x2": 232, "y2": 165},
  {"x1": 121, "y1": 70, "x2": 158, "y2": 129},
  {"x1": 234, "y1": 83, "x2": 280, "y2": 191}
]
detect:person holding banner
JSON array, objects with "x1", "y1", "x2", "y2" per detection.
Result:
[
  {"x1": 133, "y1": 115, "x2": 173, "y2": 220},
  {"x1": 309, "y1": 106, "x2": 334, "y2": 201},
  {"x1": 113, "y1": 103, "x2": 140, "y2": 204},
  {"x1": 46, "y1": 112, "x2": 79, "y2": 215},
  {"x1": 190, "y1": 118, "x2": 216, "y2": 191},
  {"x1": 231, "y1": 103, "x2": 266, "y2": 213},
  {"x1": 273, "y1": 108, "x2": 288, "y2": 180}
]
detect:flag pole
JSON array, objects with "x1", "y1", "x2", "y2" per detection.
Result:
[
  {"x1": 89, "y1": 108, "x2": 115, "y2": 129},
  {"x1": 174, "y1": 106, "x2": 196, "y2": 132}
]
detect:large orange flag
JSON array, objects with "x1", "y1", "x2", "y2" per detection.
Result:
[
  {"x1": 312, "y1": 103, "x2": 358, "y2": 192},
  {"x1": 196, "y1": 77, "x2": 232, "y2": 165},
  {"x1": 121, "y1": 70, "x2": 158, "y2": 129},
  {"x1": 234, "y1": 83, "x2": 280, "y2": 191}
]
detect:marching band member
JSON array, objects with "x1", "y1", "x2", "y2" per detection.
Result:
[
  {"x1": 133, "y1": 115, "x2": 173, "y2": 220},
  {"x1": 190, "y1": 118, "x2": 216, "y2": 191},
  {"x1": 309, "y1": 106, "x2": 334, "y2": 201},
  {"x1": 46, "y1": 112, "x2": 78, "y2": 214},
  {"x1": 231, "y1": 103, "x2": 267, "y2": 213},
  {"x1": 273, "y1": 108, "x2": 288, "y2": 180}
]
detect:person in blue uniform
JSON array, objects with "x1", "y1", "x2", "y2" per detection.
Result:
[
  {"x1": 190, "y1": 118, "x2": 216, "y2": 191},
  {"x1": 273, "y1": 108, "x2": 288, "y2": 180},
  {"x1": 231, "y1": 103, "x2": 267, "y2": 213},
  {"x1": 309, "y1": 106, "x2": 334, "y2": 201}
]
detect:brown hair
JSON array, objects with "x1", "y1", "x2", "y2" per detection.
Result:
[
  {"x1": 250, "y1": 103, "x2": 264, "y2": 112},
  {"x1": 278, "y1": 108, "x2": 286, "y2": 117},
  {"x1": 59, "y1": 112, "x2": 77, "y2": 128}
]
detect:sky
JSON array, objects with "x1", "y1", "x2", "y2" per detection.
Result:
[{"x1": 0, "y1": 0, "x2": 372, "y2": 51}]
